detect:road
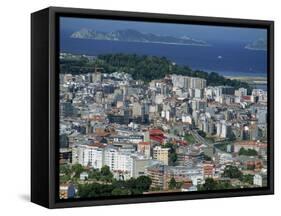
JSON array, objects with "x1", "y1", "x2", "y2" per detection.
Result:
[{"x1": 190, "y1": 130, "x2": 229, "y2": 147}]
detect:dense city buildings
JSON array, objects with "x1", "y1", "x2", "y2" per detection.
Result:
[{"x1": 59, "y1": 53, "x2": 268, "y2": 199}]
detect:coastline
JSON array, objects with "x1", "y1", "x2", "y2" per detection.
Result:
[
  {"x1": 225, "y1": 75, "x2": 267, "y2": 84},
  {"x1": 61, "y1": 51, "x2": 267, "y2": 89},
  {"x1": 71, "y1": 37, "x2": 211, "y2": 47}
]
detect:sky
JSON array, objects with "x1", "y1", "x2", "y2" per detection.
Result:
[{"x1": 60, "y1": 17, "x2": 267, "y2": 43}]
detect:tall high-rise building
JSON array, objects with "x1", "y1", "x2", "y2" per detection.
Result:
[
  {"x1": 116, "y1": 153, "x2": 134, "y2": 177},
  {"x1": 146, "y1": 164, "x2": 166, "y2": 189},
  {"x1": 171, "y1": 75, "x2": 206, "y2": 90},
  {"x1": 132, "y1": 157, "x2": 150, "y2": 178},
  {"x1": 103, "y1": 147, "x2": 134, "y2": 178},
  {"x1": 190, "y1": 77, "x2": 207, "y2": 89},
  {"x1": 257, "y1": 107, "x2": 267, "y2": 124},
  {"x1": 123, "y1": 108, "x2": 131, "y2": 124},
  {"x1": 191, "y1": 99, "x2": 207, "y2": 111},
  {"x1": 221, "y1": 122, "x2": 232, "y2": 138},
  {"x1": 103, "y1": 147, "x2": 118, "y2": 171},
  {"x1": 215, "y1": 86, "x2": 235, "y2": 97},
  {"x1": 75, "y1": 145, "x2": 104, "y2": 169},
  {"x1": 153, "y1": 146, "x2": 169, "y2": 165}
]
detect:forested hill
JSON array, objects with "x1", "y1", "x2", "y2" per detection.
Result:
[
  {"x1": 60, "y1": 53, "x2": 252, "y2": 92},
  {"x1": 97, "y1": 53, "x2": 195, "y2": 81}
]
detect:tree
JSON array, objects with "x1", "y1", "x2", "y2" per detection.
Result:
[
  {"x1": 168, "y1": 177, "x2": 177, "y2": 190},
  {"x1": 60, "y1": 53, "x2": 252, "y2": 93},
  {"x1": 135, "y1": 176, "x2": 152, "y2": 191},
  {"x1": 238, "y1": 147, "x2": 258, "y2": 156},
  {"x1": 222, "y1": 165, "x2": 242, "y2": 179},
  {"x1": 163, "y1": 143, "x2": 178, "y2": 166},
  {"x1": 101, "y1": 165, "x2": 111, "y2": 176},
  {"x1": 198, "y1": 178, "x2": 233, "y2": 191},
  {"x1": 203, "y1": 154, "x2": 212, "y2": 161},
  {"x1": 100, "y1": 165, "x2": 113, "y2": 182},
  {"x1": 170, "y1": 153, "x2": 178, "y2": 165},
  {"x1": 239, "y1": 174, "x2": 254, "y2": 185},
  {"x1": 88, "y1": 169, "x2": 101, "y2": 180},
  {"x1": 111, "y1": 176, "x2": 152, "y2": 195},
  {"x1": 60, "y1": 174, "x2": 71, "y2": 183},
  {"x1": 78, "y1": 183, "x2": 115, "y2": 198},
  {"x1": 111, "y1": 188, "x2": 131, "y2": 196},
  {"x1": 199, "y1": 178, "x2": 217, "y2": 190},
  {"x1": 72, "y1": 164, "x2": 84, "y2": 178},
  {"x1": 60, "y1": 164, "x2": 71, "y2": 176}
]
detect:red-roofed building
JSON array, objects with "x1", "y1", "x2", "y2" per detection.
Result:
[
  {"x1": 150, "y1": 129, "x2": 165, "y2": 144},
  {"x1": 177, "y1": 140, "x2": 188, "y2": 146},
  {"x1": 244, "y1": 160, "x2": 263, "y2": 170},
  {"x1": 149, "y1": 129, "x2": 163, "y2": 134},
  {"x1": 242, "y1": 95, "x2": 252, "y2": 102}
]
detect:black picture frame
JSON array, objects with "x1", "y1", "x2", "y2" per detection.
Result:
[{"x1": 31, "y1": 6, "x2": 274, "y2": 209}]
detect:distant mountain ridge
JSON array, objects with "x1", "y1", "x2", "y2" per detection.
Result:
[{"x1": 70, "y1": 28, "x2": 208, "y2": 46}]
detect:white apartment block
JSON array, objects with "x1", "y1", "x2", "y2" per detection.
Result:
[
  {"x1": 104, "y1": 147, "x2": 134, "y2": 177},
  {"x1": 171, "y1": 75, "x2": 206, "y2": 90},
  {"x1": 73, "y1": 145, "x2": 148, "y2": 179},
  {"x1": 253, "y1": 173, "x2": 267, "y2": 187},
  {"x1": 75, "y1": 145, "x2": 104, "y2": 169},
  {"x1": 103, "y1": 148, "x2": 118, "y2": 171}
]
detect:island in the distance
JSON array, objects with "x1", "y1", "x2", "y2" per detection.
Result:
[
  {"x1": 70, "y1": 28, "x2": 208, "y2": 46},
  {"x1": 245, "y1": 38, "x2": 267, "y2": 51}
]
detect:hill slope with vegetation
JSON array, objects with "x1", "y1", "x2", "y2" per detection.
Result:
[{"x1": 60, "y1": 53, "x2": 252, "y2": 92}]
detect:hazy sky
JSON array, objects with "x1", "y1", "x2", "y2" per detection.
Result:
[{"x1": 60, "y1": 17, "x2": 267, "y2": 43}]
